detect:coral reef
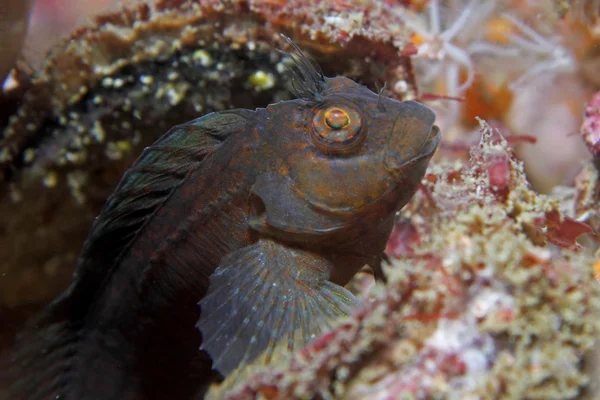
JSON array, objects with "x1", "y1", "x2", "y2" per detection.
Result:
[
  {"x1": 1, "y1": 0, "x2": 600, "y2": 398},
  {"x1": 209, "y1": 120, "x2": 600, "y2": 399}
]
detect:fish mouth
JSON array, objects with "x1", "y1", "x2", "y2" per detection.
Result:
[
  {"x1": 404, "y1": 124, "x2": 440, "y2": 163},
  {"x1": 383, "y1": 101, "x2": 441, "y2": 175}
]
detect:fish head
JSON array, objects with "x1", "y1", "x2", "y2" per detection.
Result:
[{"x1": 250, "y1": 48, "x2": 440, "y2": 246}]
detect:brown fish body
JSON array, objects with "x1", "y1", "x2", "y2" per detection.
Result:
[
  {"x1": 9, "y1": 43, "x2": 440, "y2": 400},
  {"x1": 65, "y1": 116, "x2": 261, "y2": 399}
]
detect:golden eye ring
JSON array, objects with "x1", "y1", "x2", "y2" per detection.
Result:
[
  {"x1": 312, "y1": 104, "x2": 364, "y2": 154},
  {"x1": 324, "y1": 107, "x2": 349, "y2": 130}
]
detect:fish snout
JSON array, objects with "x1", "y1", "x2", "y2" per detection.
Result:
[{"x1": 384, "y1": 100, "x2": 441, "y2": 175}]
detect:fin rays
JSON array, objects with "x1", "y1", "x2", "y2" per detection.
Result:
[{"x1": 197, "y1": 239, "x2": 360, "y2": 376}]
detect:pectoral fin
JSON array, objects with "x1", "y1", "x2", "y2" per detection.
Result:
[{"x1": 196, "y1": 239, "x2": 359, "y2": 376}]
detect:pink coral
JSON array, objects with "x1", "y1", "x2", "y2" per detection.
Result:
[{"x1": 582, "y1": 90, "x2": 600, "y2": 160}]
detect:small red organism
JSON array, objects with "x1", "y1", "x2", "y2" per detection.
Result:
[
  {"x1": 417, "y1": 181, "x2": 438, "y2": 207},
  {"x1": 581, "y1": 91, "x2": 600, "y2": 159},
  {"x1": 439, "y1": 353, "x2": 468, "y2": 375},
  {"x1": 418, "y1": 92, "x2": 464, "y2": 102},
  {"x1": 400, "y1": 42, "x2": 419, "y2": 56},
  {"x1": 545, "y1": 210, "x2": 594, "y2": 249},
  {"x1": 300, "y1": 326, "x2": 342, "y2": 355},
  {"x1": 401, "y1": 311, "x2": 459, "y2": 323},
  {"x1": 505, "y1": 135, "x2": 537, "y2": 146},
  {"x1": 440, "y1": 133, "x2": 536, "y2": 156},
  {"x1": 486, "y1": 153, "x2": 511, "y2": 200},
  {"x1": 385, "y1": 219, "x2": 422, "y2": 258},
  {"x1": 494, "y1": 309, "x2": 515, "y2": 323}
]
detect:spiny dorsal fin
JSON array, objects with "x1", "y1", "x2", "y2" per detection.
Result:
[
  {"x1": 9, "y1": 109, "x2": 253, "y2": 400},
  {"x1": 79, "y1": 109, "x2": 254, "y2": 284}
]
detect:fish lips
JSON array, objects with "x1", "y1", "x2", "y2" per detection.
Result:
[{"x1": 383, "y1": 100, "x2": 441, "y2": 176}]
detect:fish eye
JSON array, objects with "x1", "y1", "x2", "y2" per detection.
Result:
[
  {"x1": 311, "y1": 103, "x2": 364, "y2": 154},
  {"x1": 324, "y1": 108, "x2": 349, "y2": 129}
]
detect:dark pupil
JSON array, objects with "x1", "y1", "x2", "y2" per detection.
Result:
[{"x1": 325, "y1": 109, "x2": 349, "y2": 129}]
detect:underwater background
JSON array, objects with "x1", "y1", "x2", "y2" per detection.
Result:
[{"x1": 1, "y1": 0, "x2": 600, "y2": 398}]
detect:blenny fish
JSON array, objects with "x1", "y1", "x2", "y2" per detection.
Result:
[{"x1": 9, "y1": 38, "x2": 440, "y2": 400}]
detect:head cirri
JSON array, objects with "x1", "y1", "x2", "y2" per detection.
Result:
[{"x1": 249, "y1": 36, "x2": 441, "y2": 247}]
